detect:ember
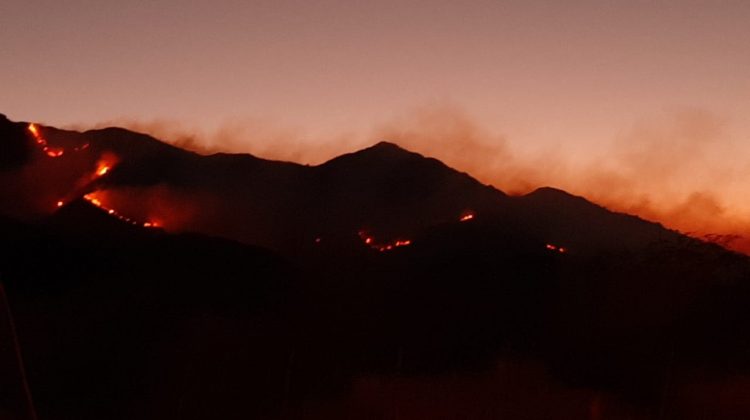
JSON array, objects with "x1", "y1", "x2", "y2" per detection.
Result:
[{"x1": 546, "y1": 243, "x2": 567, "y2": 253}]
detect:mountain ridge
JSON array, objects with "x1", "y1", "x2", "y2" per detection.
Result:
[{"x1": 0, "y1": 115, "x2": 716, "y2": 256}]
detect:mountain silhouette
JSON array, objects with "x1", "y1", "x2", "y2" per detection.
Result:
[{"x1": 0, "y1": 116, "x2": 687, "y2": 257}]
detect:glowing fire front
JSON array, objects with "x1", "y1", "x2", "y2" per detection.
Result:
[
  {"x1": 28, "y1": 123, "x2": 94, "y2": 159},
  {"x1": 82, "y1": 193, "x2": 160, "y2": 229},
  {"x1": 358, "y1": 231, "x2": 412, "y2": 252},
  {"x1": 28, "y1": 123, "x2": 64, "y2": 158},
  {"x1": 92, "y1": 153, "x2": 119, "y2": 182},
  {"x1": 354, "y1": 211, "x2": 477, "y2": 252}
]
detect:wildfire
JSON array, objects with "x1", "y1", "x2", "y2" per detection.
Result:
[
  {"x1": 545, "y1": 243, "x2": 567, "y2": 253},
  {"x1": 27, "y1": 123, "x2": 93, "y2": 159},
  {"x1": 358, "y1": 230, "x2": 412, "y2": 252},
  {"x1": 94, "y1": 154, "x2": 118, "y2": 178},
  {"x1": 85, "y1": 195, "x2": 103, "y2": 207},
  {"x1": 460, "y1": 213, "x2": 475, "y2": 222},
  {"x1": 28, "y1": 123, "x2": 65, "y2": 158},
  {"x1": 56, "y1": 201, "x2": 64, "y2": 208},
  {"x1": 45, "y1": 148, "x2": 64, "y2": 157},
  {"x1": 83, "y1": 192, "x2": 159, "y2": 229}
]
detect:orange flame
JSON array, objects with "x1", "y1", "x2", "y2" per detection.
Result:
[
  {"x1": 358, "y1": 230, "x2": 412, "y2": 252},
  {"x1": 27, "y1": 123, "x2": 39, "y2": 137},
  {"x1": 94, "y1": 154, "x2": 119, "y2": 178},
  {"x1": 83, "y1": 192, "x2": 160, "y2": 229},
  {"x1": 459, "y1": 212, "x2": 475, "y2": 222},
  {"x1": 45, "y1": 148, "x2": 64, "y2": 157},
  {"x1": 84, "y1": 194, "x2": 103, "y2": 207},
  {"x1": 28, "y1": 123, "x2": 66, "y2": 158}
]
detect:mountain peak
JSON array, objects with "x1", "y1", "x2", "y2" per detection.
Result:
[
  {"x1": 358, "y1": 140, "x2": 419, "y2": 158},
  {"x1": 362, "y1": 140, "x2": 425, "y2": 158},
  {"x1": 320, "y1": 140, "x2": 424, "y2": 168},
  {"x1": 370, "y1": 140, "x2": 405, "y2": 150},
  {"x1": 527, "y1": 186, "x2": 576, "y2": 198}
]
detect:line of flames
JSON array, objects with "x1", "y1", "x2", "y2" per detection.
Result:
[
  {"x1": 28, "y1": 123, "x2": 90, "y2": 158},
  {"x1": 353, "y1": 212, "x2": 477, "y2": 252},
  {"x1": 356, "y1": 231, "x2": 412, "y2": 252},
  {"x1": 81, "y1": 193, "x2": 160, "y2": 229}
]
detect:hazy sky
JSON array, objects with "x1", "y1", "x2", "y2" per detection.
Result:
[{"x1": 3, "y1": 0, "x2": 750, "y2": 247}]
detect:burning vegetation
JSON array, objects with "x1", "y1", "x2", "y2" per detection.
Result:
[
  {"x1": 93, "y1": 153, "x2": 118, "y2": 178},
  {"x1": 82, "y1": 192, "x2": 160, "y2": 228},
  {"x1": 353, "y1": 212, "x2": 478, "y2": 252},
  {"x1": 31, "y1": 127, "x2": 158, "y2": 230},
  {"x1": 28, "y1": 123, "x2": 94, "y2": 159},
  {"x1": 460, "y1": 212, "x2": 475, "y2": 222},
  {"x1": 28, "y1": 123, "x2": 64, "y2": 158},
  {"x1": 358, "y1": 230, "x2": 412, "y2": 252}
]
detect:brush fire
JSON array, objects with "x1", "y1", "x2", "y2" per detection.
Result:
[
  {"x1": 460, "y1": 212, "x2": 475, "y2": 222},
  {"x1": 31, "y1": 123, "x2": 139, "y2": 225},
  {"x1": 358, "y1": 231, "x2": 412, "y2": 252},
  {"x1": 93, "y1": 154, "x2": 118, "y2": 178},
  {"x1": 80, "y1": 192, "x2": 160, "y2": 229},
  {"x1": 28, "y1": 123, "x2": 64, "y2": 158},
  {"x1": 28, "y1": 123, "x2": 62, "y2": 156},
  {"x1": 28, "y1": 122, "x2": 99, "y2": 160}
]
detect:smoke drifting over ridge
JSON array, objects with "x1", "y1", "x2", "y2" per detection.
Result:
[{"x1": 78, "y1": 105, "x2": 750, "y2": 253}]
